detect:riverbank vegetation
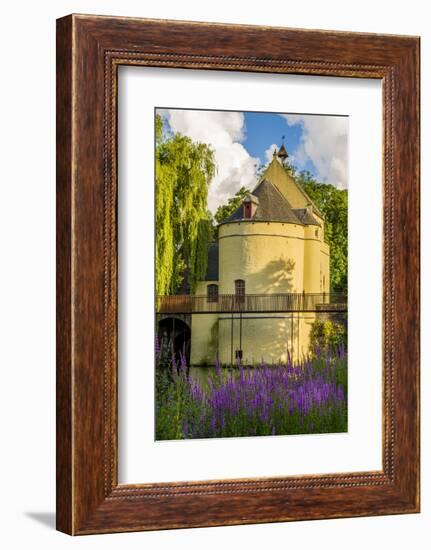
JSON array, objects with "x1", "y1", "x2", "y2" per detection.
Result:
[{"x1": 155, "y1": 345, "x2": 347, "y2": 440}]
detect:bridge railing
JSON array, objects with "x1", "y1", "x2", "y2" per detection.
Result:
[{"x1": 156, "y1": 292, "x2": 347, "y2": 314}]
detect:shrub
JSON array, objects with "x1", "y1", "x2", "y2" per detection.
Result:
[{"x1": 309, "y1": 319, "x2": 347, "y2": 356}]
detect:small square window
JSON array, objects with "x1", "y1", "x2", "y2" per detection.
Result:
[{"x1": 235, "y1": 279, "x2": 245, "y2": 303}]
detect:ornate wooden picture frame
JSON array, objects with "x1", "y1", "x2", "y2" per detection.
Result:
[{"x1": 56, "y1": 14, "x2": 420, "y2": 535}]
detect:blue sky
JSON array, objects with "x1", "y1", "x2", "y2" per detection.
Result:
[
  {"x1": 242, "y1": 112, "x2": 316, "y2": 175},
  {"x1": 158, "y1": 108, "x2": 348, "y2": 212}
]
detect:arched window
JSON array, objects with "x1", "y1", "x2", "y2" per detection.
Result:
[
  {"x1": 235, "y1": 279, "x2": 245, "y2": 303},
  {"x1": 207, "y1": 284, "x2": 219, "y2": 303}
]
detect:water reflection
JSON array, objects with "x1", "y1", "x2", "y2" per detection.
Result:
[
  {"x1": 188, "y1": 365, "x2": 250, "y2": 389},
  {"x1": 188, "y1": 366, "x2": 216, "y2": 389}
]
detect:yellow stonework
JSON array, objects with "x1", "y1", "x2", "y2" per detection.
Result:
[
  {"x1": 190, "y1": 281, "x2": 219, "y2": 366},
  {"x1": 190, "y1": 155, "x2": 330, "y2": 366}
]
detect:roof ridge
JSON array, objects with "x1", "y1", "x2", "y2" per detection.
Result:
[{"x1": 257, "y1": 157, "x2": 323, "y2": 218}]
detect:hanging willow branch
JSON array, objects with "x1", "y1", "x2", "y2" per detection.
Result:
[{"x1": 155, "y1": 114, "x2": 216, "y2": 295}]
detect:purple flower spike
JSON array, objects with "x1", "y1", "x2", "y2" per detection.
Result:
[
  {"x1": 183, "y1": 422, "x2": 189, "y2": 439},
  {"x1": 179, "y1": 352, "x2": 187, "y2": 371},
  {"x1": 159, "y1": 345, "x2": 347, "y2": 440},
  {"x1": 215, "y1": 356, "x2": 221, "y2": 377}
]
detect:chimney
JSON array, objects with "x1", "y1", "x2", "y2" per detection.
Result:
[{"x1": 243, "y1": 194, "x2": 259, "y2": 219}]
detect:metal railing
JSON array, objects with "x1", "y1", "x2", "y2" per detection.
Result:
[{"x1": 156, "y1": 292, "x2": 347, "y2": 314}]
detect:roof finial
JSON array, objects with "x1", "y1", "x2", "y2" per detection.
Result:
[{"x1": 277, "y1": 142, "x2": 288, "y2": 165}]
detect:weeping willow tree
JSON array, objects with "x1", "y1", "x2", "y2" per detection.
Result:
[{"x1": 155, "y1": 114, "x2": 216, "y2": 295}]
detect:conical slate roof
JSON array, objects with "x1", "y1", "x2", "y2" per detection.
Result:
[{"x1": 221, "y1": 179, "x2": 304, "y2": 225}]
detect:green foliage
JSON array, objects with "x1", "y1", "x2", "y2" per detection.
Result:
[
  {"x1": 155, "y1": 114, "x2": 216, "y2": 295},
  {"x1": 287, "y1": 165, "x2": 348, "y2": 294},
  {"x1": 309, "y1": 319, "x2": 347, "y2": 357},
  {"x1": 155, "y1": 367, "x2": 193, "y2": 440},
  {"x1": 191, "y1": 218, "x2": 214, "y2": 290},
  {"x1": 155, "y1": 113, "x2": 164, "y2": 145},
  {"x1": 214, "y1": 186, "x2": 250, "y2": 225}
]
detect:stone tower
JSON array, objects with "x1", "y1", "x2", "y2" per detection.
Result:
[{"x1": 190, "y1": 148, "x2": 330, "y2": 366}]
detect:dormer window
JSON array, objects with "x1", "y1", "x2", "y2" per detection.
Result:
[{"x1": 242, "y1": 194, "x2": 259, "y2": 219}]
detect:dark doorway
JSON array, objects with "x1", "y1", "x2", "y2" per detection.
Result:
[{"x1": 158, "y1": 317, "x2": 191, "y2": 366}]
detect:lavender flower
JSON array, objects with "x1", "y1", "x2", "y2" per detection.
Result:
[
  {"x1": 183, "y1": 422, "x2": 189, "y2": 438},
  {"x1": 156, "y1": 344, "x2": 347, "y2": 440}
]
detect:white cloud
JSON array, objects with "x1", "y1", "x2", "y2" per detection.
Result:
[
  {"x1": 264, "y1": 143, "x2": 296, "y2": 167},
  {"x1": 282, "y1": 115, "x2": 348, "y2": 189},
  {"x1": 158, "y1": 109, "x2": 259, "y2": 212},
  {"x1": 264, "y1": 143, "x2": 278, "y2": 164}
]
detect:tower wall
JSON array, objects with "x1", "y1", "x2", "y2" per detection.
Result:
[
  {"x1": 218, "y1": 221, "x2": 305, "y2": 294},
  {"x1": 217, "y1": 312, "x2": 316, "y2": 365},
  {"x1": 303, "y1": 224, "x2": 323, "y2": 293},
  {"x1": 217, "y1": 220, "x2": 310, "y2": 365},
  {"x1": 320, "y1": 242, "x2": 330, "y2": 293},
  {"x1": 190, "y1": 280, "x2": 218, "y2": 366}
]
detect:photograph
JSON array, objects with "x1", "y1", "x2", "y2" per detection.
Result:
[
  {"x1": 155, "y1": 107, "x2": 348, "y2": 440},
  {"x1": 0, "y1": 1, "x2": 423, "y2": 544}
]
